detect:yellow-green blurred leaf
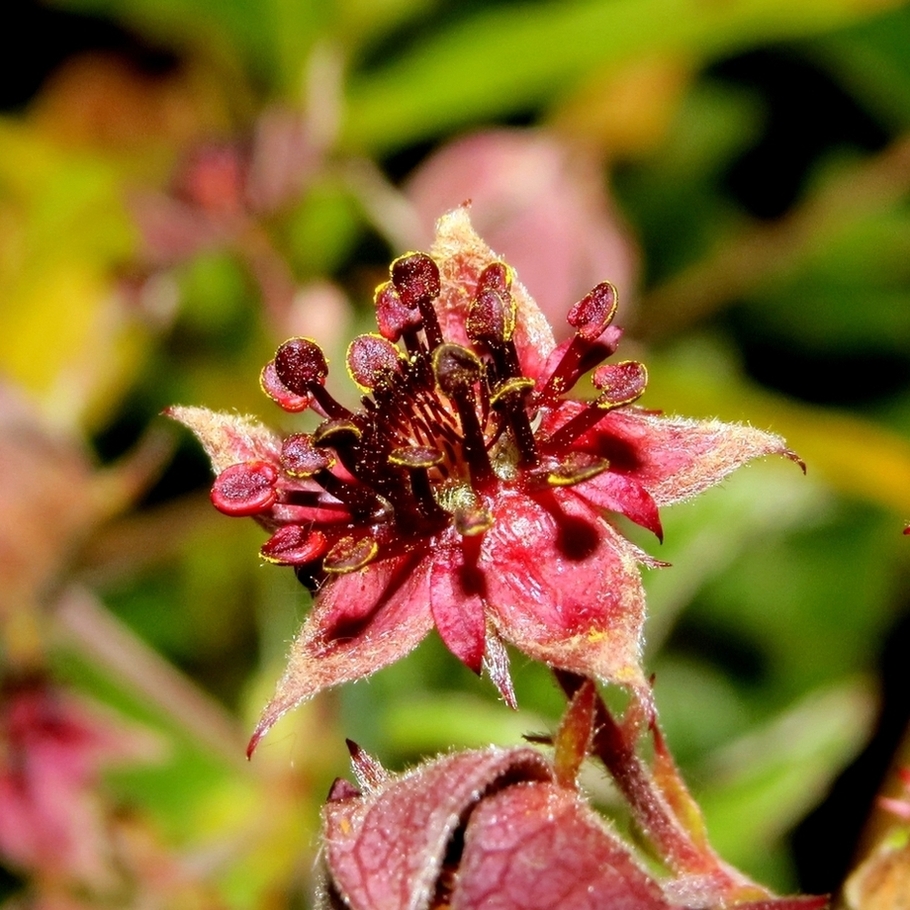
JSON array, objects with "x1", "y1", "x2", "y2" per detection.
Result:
[{"x1": 343, "y1": 0, "x2": 904, "y2": 152}]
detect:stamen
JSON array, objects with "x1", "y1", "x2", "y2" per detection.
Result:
[
  {"x1": 373, "y1": 282, "x2": 422, "y2": 352},
  {"x1": 538, "y1": 282, "x2": 622, "y2": 403},
  {"x1": 543, "y1": 361, "x2": 648, "y2": 452},
  {"x1": 466, "y1": 263, "x2": 524, "y2": 384},
  {"x1": 433, "y1": 343, "x2": 494, "y2": 488},
  {"x1": 323, "y1": 535, "x2": 380, "y2": 574},
  {"x1": 391, "y1": 252, "x2": 441, "y2": 307},
  {"x1": 346, "y1": 334, "x2": 405, "y2": 393},
  {"x1": 476, "y1": 260, "x2": 512, "y2": 297},
  {"x1": 567, "y1": 281, "x2": 618, "y2": 340},
  {"x1": 489, "y1": 377, "x2": 539, "y2": 467},
  {"x1": 260, "y1": 525, "x2": 328, "y2": 566},
  {"x1": 488, "y1": 377, "x2": 535, "y2": 407},
  {"x1": 391, "y1": 253, "x2": 443, "y2": 350},
  {"x1": 211, "y1": 461, "x2": 277, "y2": 516},
  {"x1": 389, "y1": 446, "x2": 447, "y2": 524},
  {"x1": 466, "y1": 263, "x2": 516, "y2": 344},
  {"x1": 591, "y1": 361, "x2": 649, "y2": 405},
  {"x1": 312, "y1": 418, "x2": 362, "y2": 447},
  {"x1": 281, "y1": 434, "x2": 334, "y2": 477},
  {"x1": 542, "y1": 452, "x2": 610, "y2": 488},
  {"x1": 307, "y1": 467, "x2": 372, "y2": 515},
  {"x1": 273, "y1": 337, "x2": 352, "y2": 420},
  {"x1": 304, "y1": 420, "x2": 392, "y2": 519},
  {"x1": 387, "y1": 445, "x2": 444, "y2": 469},
  {"x1": 311, "y1": 418, "x2": 364, "y2": 484},
  {"x1": 260, "y1": 361, "x2": 311, "y2": 412}
]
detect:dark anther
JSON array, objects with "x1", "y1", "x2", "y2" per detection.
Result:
[
  {"x1": 260, "y1": 525, "x2": 328, "y2": 566},
  {"x1": 260, "y1": 360, "x2": 312, "y2": 412},
  {"x1": 466, "y1": 263, "x2": 516, "y2": 345},
  {"x1": 433, "y1": 343, "x2": 482, "y2": 393},
  {"x1": 489, "y1": 377, "x2": 535, "y2": 407},
  {"x1": 311, "y1": 418, "x2": 366, "y2": 485},
  {"x1": 273, "y1": 337, "x2": 351, "y2": 420},
  {"x1": 274, "y1": 337, "x2": 327, "y2": 392},
  {"x1": 390, "y1": 252, "x2": 441, "y2": 308},
  {"x1": 391, "y1": 252, "x2": 443, "y2": 349},
  {"x1": 543, "y1": 360, "x2": 648, "y2": 453},
  {"x1": 476, "y1": 261, "x2": 512, "y2": 296},
  {"x1": 388, "y1": 445, "x2": 445, "y2": 469},
  {"x1": 312, "y1": 418, "x2": 362, "y2": 447},
  {"x1": 538, "y1": 282, "x2": 624, "y2": 404},
  {"x1": 592, "y1": 361, "x2": 648, "y2": 407},
  {"x1": 567, "y1": 282, "x2": 617, "y2": 340},
  {"x1": 542, "y1": 452, "x2": 610, "y2": 488},
  {"x1": 281, "y1": 434, "x2": 334, "y2": 477},
  {"x1": 388, "y1": 445, "x2": 447, "y2": 524},
  {"x1": 347, "y1": 334, "x2": 405, "y2": 392},
  {"x1": 374, "y1": 282, "x2": 422, "y2": 351},
  {"x1": 488, "y1": 375, "x2": 538, "y2": 467},
  {"x1": 211, "y1": 461, "x2": 277, "y2": 516},
  {"x1": 323, "y1": 535, "x2": 379, "y2": 574}
]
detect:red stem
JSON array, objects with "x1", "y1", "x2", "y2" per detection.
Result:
[{"x1": 553, "y1": 670, "x2": 770, "y2": 903}]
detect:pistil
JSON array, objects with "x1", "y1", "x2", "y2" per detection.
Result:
[{"x1": 433, "y1": 343, "x2": 494, "y2": 490}]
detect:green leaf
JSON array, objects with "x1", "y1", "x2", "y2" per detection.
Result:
[
  {"x1": 739, "y1": 202, "x2": 910, "y2": 354},
  {"x1": 342, "y1": 0, "x2": 905, "y2": 152},
  {"x1": 695, "y1": 681, "x2": 876, "y2": 888},
  {"x1": 817, "y1": 5, "x2": 910, "y2": 131}
]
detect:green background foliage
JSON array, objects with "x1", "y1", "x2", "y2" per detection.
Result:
[{"x1": 2, "y1": 0, "x2": 910, "y2": 904}]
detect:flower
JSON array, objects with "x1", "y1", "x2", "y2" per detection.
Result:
[
  {"x1": 320, "y1": 742, "x2": 675, "y2": 910},
  {"x1": 170, "y1": 208, "x2": 797, "y2": 755},
  {"x1": 0, "y1": 676, "x2": 139, "y2": 887},
  {"x1": 319, "y1": 684, "x2": 826, "y2": 910}
]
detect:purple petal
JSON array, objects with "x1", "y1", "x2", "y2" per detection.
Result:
[
  {"x1": 323, "y1": 747, "x2": 553, "y2": 910},
  {"x1": 429, "y1": 539, "x2": 487, "y2": 675},
  {"x1": 544, "y1": 405, "x2": 793, "y2": 506},
  {"x1": 452, "y1": 783, "x2": 672, "y2": 910}
]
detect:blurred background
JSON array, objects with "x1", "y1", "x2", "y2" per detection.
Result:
[{"x1": 2, "y1": 0, "x2": 910, "y2": 906}]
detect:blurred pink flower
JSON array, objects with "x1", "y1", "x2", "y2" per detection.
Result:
[
  {"x1": 406, "y1": 130, "x2": 638, "y2": 333},
  {"x1": 0, "y1": 677, "x2": 143, "y2": 887},
  {"x1": 171, "y1": 209, "x2": 797, "y2": 755},
  {"x1": 131, "y1": 106, "x2": 320, "y2": 269}
]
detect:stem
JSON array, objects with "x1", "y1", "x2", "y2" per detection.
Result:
[{"x1": 554, "y1": 670, "x2": 768, "y2": 903}]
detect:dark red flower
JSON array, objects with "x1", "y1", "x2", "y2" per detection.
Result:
[
  {"x1": 318, "y1": 687, "x2": 826, "y2": 910},
  {"x1": 170, "y1": 208, "x2": 798, "y2": 755},
  {"x1": 320, "y1": 741, "x2": 675, "y2": 910}
]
